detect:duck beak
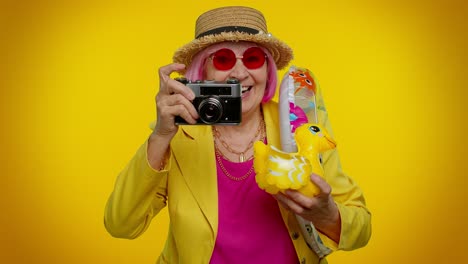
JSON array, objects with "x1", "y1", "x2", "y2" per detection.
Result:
[{"x1": 324, "y1": 133, "x2": 337, "y2": 149}]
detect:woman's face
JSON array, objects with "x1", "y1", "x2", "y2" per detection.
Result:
[{"x1": 204, "y1": 42, "x2": 268, "y2": 115}]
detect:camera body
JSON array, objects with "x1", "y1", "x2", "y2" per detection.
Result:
[{"x1": 174, "y1": 77, "x2": 242, "y2": 125}]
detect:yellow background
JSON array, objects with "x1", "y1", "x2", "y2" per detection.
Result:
[{"x1": 1, "y1": 0, "x2": 467, "y2": 263}]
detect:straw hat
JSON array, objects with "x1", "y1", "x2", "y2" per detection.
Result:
[{"x1": 173, "y1": 6, "x2": 293, "y2": 70}]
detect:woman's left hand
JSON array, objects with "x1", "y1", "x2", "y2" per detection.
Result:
[{"x1": 274, "y1": 173, "x2": 341, "y2": 243}]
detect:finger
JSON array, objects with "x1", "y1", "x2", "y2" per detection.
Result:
[
  {"x1": 159, "y1": 104, "x2": 198, "y2": 124},
  {"x1": 165, "y1": 94, "x2": 199, "y2": 121},
  {"x1": 285, "y1": 189, "x2": 317, "y2": 209},
  {"x1": 158, "y1": 93, "x2": 198, "y2": 120},
  {"x1": 166, "y1": 78, "x2": 196, "y2": 100},
  {"x1": 158, "y1": 63, "x2": 186, "y2": 92},
  {"x1": 275, "y1": 192, "x2": 306, "y2": 215},
  {"x1": 309, "y1": 174, "x2": 332, "y2": 196},
  {"x1": 158, "y1": 63, "x2": 186, "y2": 79}
]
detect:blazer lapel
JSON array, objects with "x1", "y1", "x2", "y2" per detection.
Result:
[
  {"x1": 263, "y1": 101, "x2": 281, "y2": 148},
  {"x1": 171, "y1": 125, "x2": 218, "y2": 233}
]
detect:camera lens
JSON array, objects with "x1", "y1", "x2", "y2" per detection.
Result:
[{"x1": 198, "y1": 97, "x2": 223, "y2": 124}]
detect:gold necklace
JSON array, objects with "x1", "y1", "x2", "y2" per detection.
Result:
[
  {"x1": 215, "y1": 149, "x2": 254, "y2": 181},
  {"x1": 214, "y1": 125, "x2": 266, "y2": 162},
  {"x1": 214, "y1": 142, "x2": 253, "y2": 162},
  {"x1": 213, "y1": 119, "x2": 265, "y2": 162},
  {"x1": 214, "y1": 123, "x2": 266, "y2": 181}
]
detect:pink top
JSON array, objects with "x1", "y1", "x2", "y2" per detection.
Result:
[{"x1": 209, "y1": 153, "x2": 298, "y2": 264}]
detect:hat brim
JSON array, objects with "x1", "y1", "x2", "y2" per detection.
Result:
[{"x1": 173, "y1": 31, "x2": 293, "y2": 72}]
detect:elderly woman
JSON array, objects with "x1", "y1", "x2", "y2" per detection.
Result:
[{"x1": 105, "y1": 6, "x2": 371, "y2": 264}]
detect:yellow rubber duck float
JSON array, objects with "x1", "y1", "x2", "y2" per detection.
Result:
[{"x1": 253, "y1": 123, "x2": 337, "y2": 197}]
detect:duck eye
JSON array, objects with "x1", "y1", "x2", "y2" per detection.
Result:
[{"x1": 309, "y1": 125, "x2": 320, "y2": 133}]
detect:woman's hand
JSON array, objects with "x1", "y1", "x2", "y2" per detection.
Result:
[
  {"x1": 147, "y1": 63, "x2": 199, "y2": 170},
  {"x1": 153, "y1": 63, "x2": 199, "y2": 138},
  {"x1": 274, "y1": 174, "x2": 342, "y2": 243}
]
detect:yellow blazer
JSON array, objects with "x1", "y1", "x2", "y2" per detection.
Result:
[{"x1": 104, "y1": 101, "x2": 371, "y2": 264}]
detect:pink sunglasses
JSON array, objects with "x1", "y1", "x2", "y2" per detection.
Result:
[{"x1": 210, "y1": 47, "x2": 267, "y2": 71}]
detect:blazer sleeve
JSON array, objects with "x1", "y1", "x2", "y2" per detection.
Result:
[
  {"x1": 315, "y1": 89, "x2": 372, "y2": 251},
  {"x1": 104, "y1": 139, "x2": 169, "y2": 239},
  {"x1": 319, "y1": 147, "x2": 372, "y2": 251}
]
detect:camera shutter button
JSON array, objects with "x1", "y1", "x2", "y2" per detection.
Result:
[
  {"x1": 226, "y1": 78, "x2": 239, "y2": 84},
  {"x1": 175, "y1": 77, "x2": 188, "y2": 85}
]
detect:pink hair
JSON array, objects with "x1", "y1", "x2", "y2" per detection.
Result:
[{"x1": 184, "y1": 42, "x2": 278, "y2": 102}]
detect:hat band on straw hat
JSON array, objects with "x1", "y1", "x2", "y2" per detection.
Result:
[
  {"x1": 196, "y1": 26, "x2": 260, "y2": 39},
  {"x1": 173, "y1": 6, "x2": 293, "y2": 70}
]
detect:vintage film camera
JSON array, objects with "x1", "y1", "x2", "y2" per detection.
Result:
[{"x1": 174, "y1": 77, "x2": 242, "y2": 125}]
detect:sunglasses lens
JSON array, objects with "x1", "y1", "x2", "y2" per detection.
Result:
[
  {"x1": 212, "y1": 47, "x2": 266, "y2": 71},
  {"x1": 212, "y1": 49, "x2": 236, "y2": 71},
  {"x1": 242, "y1": 47, "x2": 266, "y2": 69}
]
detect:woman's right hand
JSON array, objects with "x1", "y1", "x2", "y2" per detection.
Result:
[
  {"x1": 153, "y1": 63, "x2": 199, "y2": 139},
  {"x1": 147, "y1": 63, "x2": 199, "y2": 170}
]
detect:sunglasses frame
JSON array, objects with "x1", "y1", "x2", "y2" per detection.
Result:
[{"x1": 210, "y1": 47, "x2": 267, "y2": 71}]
